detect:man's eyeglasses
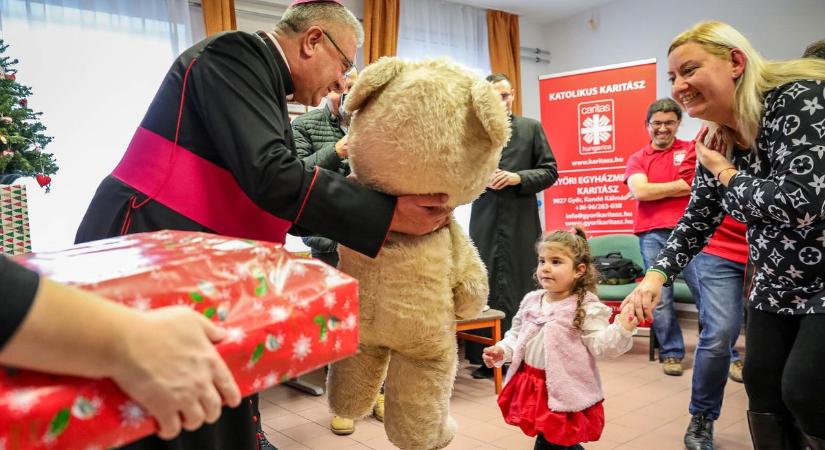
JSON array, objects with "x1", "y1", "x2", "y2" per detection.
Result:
[
  {"x1": 500, "y1": 92, "x2": 513, "y2": 101},
  {"x1": 648, "y1": 120, "x2": 678, "y2": 128},
  {"x1": 321, "y1": 29, "x2": 355, "y2": 78}
]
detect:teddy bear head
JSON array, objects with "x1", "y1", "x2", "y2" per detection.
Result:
[{"x1": 344, "y1": 57, "x2": 511, "y2": 207}]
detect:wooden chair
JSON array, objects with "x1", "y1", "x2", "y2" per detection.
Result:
[{"x1": 456, "y1": 308, "x2": 506, "y2": 393}]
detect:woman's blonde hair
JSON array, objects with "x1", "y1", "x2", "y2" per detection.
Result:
[
  {"x1": 669, "y1": 21, "x2": 825, "y2": 145},
  {"x1": 536, "y1": 226, "x2": 598, "y2": 331}
]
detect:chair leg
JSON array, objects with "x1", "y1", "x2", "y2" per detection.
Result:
[
  {"x1": 493, "y1": 319, "x2": 502, "y2": 394},
  {"x1": 649, "y1": 328, "x2": 657, "y2": 362}
]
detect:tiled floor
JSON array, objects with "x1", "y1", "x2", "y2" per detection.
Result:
[{"x1": 259, "y1": 320, "x2": 751, "y2": 449}]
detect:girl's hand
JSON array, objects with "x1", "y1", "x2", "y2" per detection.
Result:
[
  {"x1": 617, "y1": 304, "x2": 640, "y2": 332},
  {"x1": 621, "y1": 271, "x2": 667, "y2": 323},
  {"x1": 482, "y1": 346, "x2": 505, "y2": 368}
]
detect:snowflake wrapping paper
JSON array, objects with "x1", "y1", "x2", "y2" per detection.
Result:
[{"x1": 0, "y1": 231, "x2": 359, "y2": 450}]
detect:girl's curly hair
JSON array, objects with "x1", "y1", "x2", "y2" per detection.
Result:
[{"x1": 536, "y1": 226, "x2": 598, "y2": 330}]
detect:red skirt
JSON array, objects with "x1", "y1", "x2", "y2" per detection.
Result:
[{"x1": 497, "y1": 363, "x2": 604, "y2": 446}]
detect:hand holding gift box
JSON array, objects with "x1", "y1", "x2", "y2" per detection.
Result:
[
  {"x1": 0, "y1": 279, "x2": 243, "y2": 442},
  {"x1": 1, "y1": 231, "x2": 359, "y2": 450}
]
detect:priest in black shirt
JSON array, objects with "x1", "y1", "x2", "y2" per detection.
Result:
[
  {"x1": 75, "y1": 1, "x2": 452, "y2": 449},
  {"x1": 465, "y1": 74, "x2": 558, "y2": 379}
]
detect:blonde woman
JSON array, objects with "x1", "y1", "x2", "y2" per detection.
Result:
[{"x1": 623, "y1": 21, "x2": 825, "y2": 450}]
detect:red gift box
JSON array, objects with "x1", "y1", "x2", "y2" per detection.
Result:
[{"x1": 1, "y1": 231, "x2": 358, "y2": 450}]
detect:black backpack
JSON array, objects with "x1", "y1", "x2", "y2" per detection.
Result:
[{"x1": 594, "y1": 252, "x2": 643, "y2": 285}]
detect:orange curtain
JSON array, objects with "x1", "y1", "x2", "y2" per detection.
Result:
[
  {"x1": 202, "y1": 0, "x2": 237, "y2": 37},
  {"x1": 363, "y1": 0, "x2": 400, "y2": 64},
  {"x1": 486, "y1": 10, "x2": 521, "y2": 116}
]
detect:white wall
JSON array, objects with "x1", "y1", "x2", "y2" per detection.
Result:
[
  {"x1": 519, "y1": 18, "x2": 551, "y2": 121},
  {"x1": 519, "y1": 0, "x2": 825, "y2": 138}
]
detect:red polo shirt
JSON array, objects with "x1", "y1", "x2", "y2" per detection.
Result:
[{"x1": 625, "y1": 139, "x2": 694, "y2": 234}]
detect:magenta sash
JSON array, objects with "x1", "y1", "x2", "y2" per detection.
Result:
[{"x1": 112, "y1": 127, "x2": 290, "y2": 243}]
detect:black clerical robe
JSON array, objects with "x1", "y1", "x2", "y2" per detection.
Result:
[{"x1": 77, "y1": 30, "x2": 394, "y2": 255}]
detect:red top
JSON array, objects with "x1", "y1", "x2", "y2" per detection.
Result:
[
  {"x1": 625, "y1": 139, "x2": 694, "y2": 234},
  {"x1": 704, "y1": 216, "x2": 748, "y2": 264},
  {"x1": 678, "y1": 143, "x2": 748, "y2": 264}
]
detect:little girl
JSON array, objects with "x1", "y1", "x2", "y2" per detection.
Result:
[{"x1": 483, "y1": 227, "x2": 638, "y2": 450}]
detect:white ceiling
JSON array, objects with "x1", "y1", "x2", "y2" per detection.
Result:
[{"x1": 447, "y1": 0, "x2": 617, "y2": 25}]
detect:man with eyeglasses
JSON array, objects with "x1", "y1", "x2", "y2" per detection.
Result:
[
  {"x1": 465, "y1": 73, "x2": 558, "y2": 380},
  {"x1": 625, "y1": 98, "x2": 696, "y2": 378},
  {"x1": 625, "y1": 98, "x2": 748, "y2": 450},
  {"x1": 75, "y1": 1, "x2": 452, "y2": 450}
]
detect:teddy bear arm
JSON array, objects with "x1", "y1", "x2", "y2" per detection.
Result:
[{"x1": 450, "y1": 224, "x2": 489, "y2": 320}]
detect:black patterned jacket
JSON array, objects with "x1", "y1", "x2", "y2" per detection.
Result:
[{"x1": 653, "y1": 80, "x2": 825, "y2": 315}]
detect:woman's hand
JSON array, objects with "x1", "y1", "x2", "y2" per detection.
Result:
[
  {"x1": 482, "y1": 346, "x2": 505, "y2": 368},
  {"x1": 111, "y1": 307, "x2": 242, "y2": 439},
  {"x1": 620, "y1": 271, "x2": 667, "y2": 323},
  {"x1": 0, "y1": 279, "x2": 242, "y2": 441},
  {"x1": 696, "y1": 126, "x2": 734, "y2": 177}
]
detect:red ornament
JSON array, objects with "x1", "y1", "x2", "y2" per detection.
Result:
[
  {"x1": 19, "y1": 98, "x2": 27, "y2": 107},
  {"x1": 2, "y1": 149, "x2": 13, "y2": 156},
  {"x1": 36, "y1": 173, "x2": 51, "y2": 187},
  {"x1": 6, "y1": 73, "x2": 15, "y2": 81}
]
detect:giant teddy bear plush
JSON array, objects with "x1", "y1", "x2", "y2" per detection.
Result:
[{"x1": 326, "y1": 57, "x2": 511, "y2": 449}]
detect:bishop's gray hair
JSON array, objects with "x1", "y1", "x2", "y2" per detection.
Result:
[{"x1": 276, "y1": 2, "x2": 363, "y2": 47}]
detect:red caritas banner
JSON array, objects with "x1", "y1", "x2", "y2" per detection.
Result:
[
  {"x1": 540, "y1": 59, "x2": 657, "y2": 235},
  {"x1": 2, "y1": 231, "x2": 358, "y2": 450}
]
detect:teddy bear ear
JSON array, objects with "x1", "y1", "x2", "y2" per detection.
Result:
[
  {"x1": 343, "y1": 57, "x2": 406, "y2": 113},
  {"x1": 470, "y1": 79, "x2": 511, "y2": 150}
]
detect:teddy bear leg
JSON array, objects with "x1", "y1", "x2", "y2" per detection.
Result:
[
  {"x1": 327, "y1": 345, "x2": 389, "y2": 419},
  {"x1": 384, "y1": 350, "x2": 458, "y2": 450}
]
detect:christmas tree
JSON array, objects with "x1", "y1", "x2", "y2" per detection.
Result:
[{"x1": 0, "y1": 39, "x2": 57, "y2": 189}]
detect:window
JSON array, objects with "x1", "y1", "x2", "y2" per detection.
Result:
[{"x1": 1, "y1": 0, "x2": 201, "y2": 250}]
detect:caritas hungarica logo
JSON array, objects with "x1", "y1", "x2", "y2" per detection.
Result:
[{"x1": 578, "y1": 99, "x2": 615, "y2": 155}]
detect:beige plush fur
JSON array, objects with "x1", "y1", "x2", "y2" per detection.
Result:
[{"x1": 326, "y1": 58, "x2": 510, "y2": 449}]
